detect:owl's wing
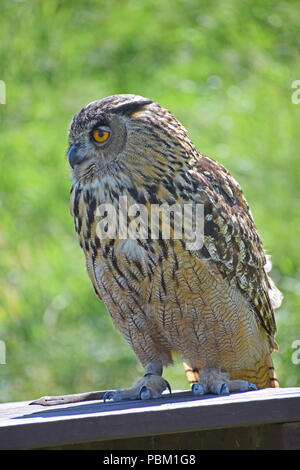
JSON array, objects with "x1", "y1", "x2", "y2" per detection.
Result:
[{"x1": 187, "y1": 155, "x2": 280, "y2": 340}]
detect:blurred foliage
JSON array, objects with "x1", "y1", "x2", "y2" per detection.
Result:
[{"x1": 0, "y1": 0, "x2": 299, "y2": 402}]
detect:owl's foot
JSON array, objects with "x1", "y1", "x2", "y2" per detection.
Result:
[
  {"x1": 191, "y1": 368, "x2": 257, "y2": 396},
  {"x1": 103, "y1": 361, "x2": 171, "y2": 402}
]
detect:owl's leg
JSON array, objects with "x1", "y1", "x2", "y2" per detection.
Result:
[
  {"x1": 183, "y1": 360, "x2": 199, "y2": 386},
  {"x1": 103, "y1": 361, "x2": 171, "y2": 402},
  {"x1": 191, "y1": 367, "x2": 257, "y2": 396}
]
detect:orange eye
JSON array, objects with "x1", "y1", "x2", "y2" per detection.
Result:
[{"x1": 92, "y1": 128, "x2": 110, "y2": 143}]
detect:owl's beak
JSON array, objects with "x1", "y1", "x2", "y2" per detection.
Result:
[{"x1": 68, "y1": 145, "x2": 82, "y2": 168}]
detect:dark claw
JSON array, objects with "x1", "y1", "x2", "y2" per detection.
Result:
[
  {"x1": 218, "y1": 383, "x2": 230, "y2": 395},
  {"x1": 164, "y1": 379, "x2": 172, "y2": 396},
  {"x1": 248, "y1": 382, "x2": 258, "y2": 391}
]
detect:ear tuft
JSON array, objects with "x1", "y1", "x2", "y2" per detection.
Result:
[{"x1": 111, "y1": 99, "x2": 153, "y2": 117}]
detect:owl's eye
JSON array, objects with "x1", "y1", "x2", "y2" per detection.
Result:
[{"x1": 92, "y1": 127, "x2": 111, "y2": 144}]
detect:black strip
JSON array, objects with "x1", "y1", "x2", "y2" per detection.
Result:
[
  {"x1": 161, "y1": 270, "x2": 167, "y2": 295},
  {"x1": 200, "y1": 245, "x2": 210, "y2": 259},
  {"x1": 73, "y1": 187, "x2": 82, "y2": 217},
  {"x1": 133, "y1": 259, "x2": 144, "y2": 276},
  {"x1": 111, "y1": 99, "x2": 153, "y2": 116},
  {"x1": 87, "y1": 197, "x2": 97, "y2": 225},
  {"x1": 128, "y1": 186, "x2": 147, "y2": 204}
]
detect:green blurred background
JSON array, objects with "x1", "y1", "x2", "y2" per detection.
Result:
[{"x1": 0, "y1": 0, "x2": 299, "y2": 402}]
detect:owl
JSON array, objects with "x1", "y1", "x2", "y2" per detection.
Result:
[{"x1": 32, "y1": 94, "x2": 282, "y2": 405}]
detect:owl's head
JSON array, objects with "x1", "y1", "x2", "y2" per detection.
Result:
[{"x1": 67, "y1": 94, "x2": 193, "y2": 183}]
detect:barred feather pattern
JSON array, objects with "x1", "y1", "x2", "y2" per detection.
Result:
[{"x1": 68, "y1": 94, "x2": 281, "y2": 388}]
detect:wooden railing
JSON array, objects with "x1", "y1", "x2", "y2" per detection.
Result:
[{"x1": 0, "y1": 387, "x2": 299, "y2": 450}]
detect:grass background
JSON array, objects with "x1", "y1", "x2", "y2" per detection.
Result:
[{"x1": 0, "y1": 0, "x2": 299, "y2": 402}]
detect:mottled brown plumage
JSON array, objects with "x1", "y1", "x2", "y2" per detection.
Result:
[{"x1": 33, "y1": 94, "x2": 283, "y2": 405}]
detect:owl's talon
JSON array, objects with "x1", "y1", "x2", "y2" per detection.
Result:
[
  {"x1": 192, "y1": 383, "x2": 205, "y2": 396},
  {"x1": 101, "y1": 361, "x2": 169, "y2": 402},
  {"x1": 247, "y1": 382, "x2": 258, "y2": 391},
  {"x1": 139, "y1": 385, "x2": 151, "y2": 400},
  {"x1": 103, "y1": 390, "x2": 119, "y2": 403},
  {"x1": 164, "y1": 379, "x2": 172, "y2": 396}
]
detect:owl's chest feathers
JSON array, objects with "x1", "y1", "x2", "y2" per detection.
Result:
[
  {"x1": 72, "y1": 178, "x2": 158, "y2": 288},
  {"x1": 72, "y1": 168, "x2": 200, "y2": 253},
  {"x1": 71, "y1": 168, "x2": 228, "y2": 300},
  {"x1": 72, "y1": 176, "x2": 199, "y2": 302}
]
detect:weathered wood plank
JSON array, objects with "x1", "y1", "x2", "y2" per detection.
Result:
[
  {"x1": 49, "y1": 423, "x2": 300, "y2": 450},
  {"x1": 0, "y1": 387, "x2": 299, "y2": 449}
]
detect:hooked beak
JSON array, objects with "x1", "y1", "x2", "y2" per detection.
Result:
[{"x1": 68, "y1": 145, "x2": 84, "y2": 168}]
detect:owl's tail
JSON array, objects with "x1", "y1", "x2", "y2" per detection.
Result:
[{"x1": 238, "y1": 351, "x2": 279, "y2": 389}]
